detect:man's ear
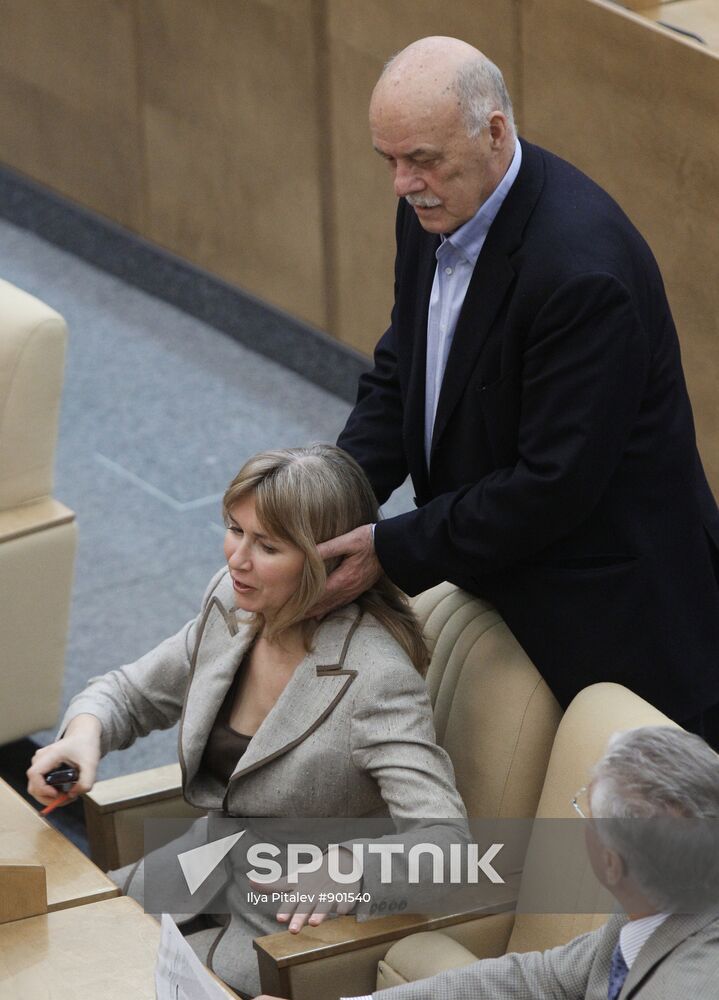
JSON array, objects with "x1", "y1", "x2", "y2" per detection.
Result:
[
  {"x1": 602, "y1": 848, "x2": 627, "y2": 888},
  {"x1": 488, "y1": 111, "x2": 509, "y2": 149}
]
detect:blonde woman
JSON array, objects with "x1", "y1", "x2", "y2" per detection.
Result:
[{"x1": 27, "y1": 445, "x2": 465, "y2": 997}]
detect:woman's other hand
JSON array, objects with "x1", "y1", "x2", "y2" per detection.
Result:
[{"x1": 26, "y1": 714, "x2": 102, "y2": 806}]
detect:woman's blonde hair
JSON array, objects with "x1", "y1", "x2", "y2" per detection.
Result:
[{"x1": 223, "y1": 445, "x2": 429, "y2": 673}]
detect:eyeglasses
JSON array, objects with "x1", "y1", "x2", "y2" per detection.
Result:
[{"x1": 571, "y1": 786, "x2": 590, "y2": 818}]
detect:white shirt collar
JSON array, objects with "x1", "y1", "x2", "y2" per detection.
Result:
[{"x1": 619, "y1": 912, "x2": 670, "y2": 968}]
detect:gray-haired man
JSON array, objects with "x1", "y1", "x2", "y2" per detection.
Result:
[
  {"x1": 315, "y1": 36, "x2": 719, "y2": 742},
  {"x1": 257, "y1": 726, "x2": 719, "y2": 1000}
]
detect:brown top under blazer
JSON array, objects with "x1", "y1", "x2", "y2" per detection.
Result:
[{"x1": 60, "y1": 567, "x2": 466, "y2": 994}]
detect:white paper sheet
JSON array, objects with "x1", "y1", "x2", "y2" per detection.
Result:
[{"x1": 155, "y1": 913, "x2": 231, "y2": 1000}]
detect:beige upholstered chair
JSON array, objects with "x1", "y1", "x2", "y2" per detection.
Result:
[
  {"x1": 0, "y1": 278, "x2": 76, "y2": 746},
  {"x1": 83, "y1": 583, "x2": 562, "y2": 997},
  {"x1": 375, "y1": 682, "x2": 678, "y2": 992},
  {"x1": 414, "y1": 583, "x2": 562, "y2": 820}
]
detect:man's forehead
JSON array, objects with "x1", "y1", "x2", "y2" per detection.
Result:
[
  {"x1": 370, "y1": 92, "x2": 462, "y2": 145},
  {"x1": 371, "y1": 78, "x2": 458, "y2": 119}
]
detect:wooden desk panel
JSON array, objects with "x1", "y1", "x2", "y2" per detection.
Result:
[
  {"x1": 0, "y1": 779, "x2": 118, "y2": 912},
  {"x1": 0, "y1": 896, "x2": 237, "y2": 1000}
]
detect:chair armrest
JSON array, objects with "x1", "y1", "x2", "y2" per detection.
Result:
[
  {"x1": 254, "y1": 890, "x2": 517, "y2": 999},
  {"x1": 377, "y1": 930, "x2": 480, "y2": 990},
  {"x1": 83, "y1": 764, "x2": 204, "y2": 871},
  {"x1": 376, "y1": 911, "x2": 520, "y2": 992},
  {"x1": 84, "y1": 763, "x2": 185, "y2": 812},
  {"x1": 0, "y1": 498, "x2": 74, "y2": 544}
]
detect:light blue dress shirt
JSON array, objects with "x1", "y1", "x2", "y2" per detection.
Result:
[{"x1": 423, "y1": 140, "x2": 522, "y2": 466}]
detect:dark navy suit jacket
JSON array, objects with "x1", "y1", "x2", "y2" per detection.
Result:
[{"x1": 339, "y1": 140, "x2": 719, "y2": 720}]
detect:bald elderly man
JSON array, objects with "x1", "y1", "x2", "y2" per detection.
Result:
[{"x1": 316, "y1": 37, "x2": 719, "y2": 736}]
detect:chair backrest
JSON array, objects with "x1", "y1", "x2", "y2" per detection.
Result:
[
  {"x1": 507, "y1": 682, "x2": 678, "y2": 954},
  {"x1": 0, "y1": 278, "x2": 76, "y2": 744},
  {"x1": 0, "y1": 277, "x2": 67, "y2": 510},
  {"x1": 412, "y1": 583, "x2": 562, "y2": 819}
]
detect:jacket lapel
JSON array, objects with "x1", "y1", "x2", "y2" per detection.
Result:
[
  {"x1": 429, "y1": 141, "x2": 546, "y2": 463},
  {"x1": 180, "y1": 595, "x2": 256, "y2": 787},
  {"x1": 622, "y1": 911, "x2": 719, "y2": 998},
  {"x1": 404, "y1": 228, "x2": 440, "y2": 493},
  {"x1": 224, "y1": 607, "x2": 362, "y2": 788}
]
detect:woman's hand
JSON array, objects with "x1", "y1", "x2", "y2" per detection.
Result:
[
  {"x1": 251, "y1": 846, "x2": 362, "y2": 933},
  {"x1": 26, "y1": 714, "x2": 102, "y2": 807}
]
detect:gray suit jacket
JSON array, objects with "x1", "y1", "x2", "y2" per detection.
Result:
[
  {"x1": 374, "y1": 911, "x2": 719, "y2": 1000},
  {"x1": 61, "y1": 568, "x2": 466, "y2": 994}
]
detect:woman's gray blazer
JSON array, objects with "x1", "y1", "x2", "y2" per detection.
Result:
[{"x1": 60, "y1": 567, "x2": 466, "y2": 995}]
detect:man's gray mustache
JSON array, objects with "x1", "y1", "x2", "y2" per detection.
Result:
[{"x1": 406, "y1": 195, "x2": 442, "y2": 208}]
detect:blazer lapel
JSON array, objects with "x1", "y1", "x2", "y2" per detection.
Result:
[
  {"x1": 224, "y1": 607, "x2": 362, "y2": 790},
  {"x1": 180, "y1": 595, "x2": 256, "y2": 787},
  {"x1": 622, "y1": 911, "x2": 719, "y2": 998},
  {"x1": 404, "y1": 228, "x2": 440, "y2": 493},
  {"x1": 429, "y1": 141, "x2": 546, "y2": 463}
]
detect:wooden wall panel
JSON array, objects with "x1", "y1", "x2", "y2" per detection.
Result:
[
  {"x1": 137, "y1": 0, "x2": 327, "y2": 330},
  {"x1": 640, "y1": 1, "x2": 719, "y2": 51},
  {"x1": 0, "y1": 0, "x2": 144, "y2": 229},
  {"x1": 325, "y1": 0, "x2": 522, "y2": 355},
  {"x1": 521, "y1": 0, "x2": 719, "y2": 492},
  {"x1": 0, "y1": 0, "x2": 717, "y2": 493}
]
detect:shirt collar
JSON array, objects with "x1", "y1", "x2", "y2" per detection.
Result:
[
  {"x1": 619, "y1": 912, "x2": 670, "y2": 968},
  {"x1": 439, "y1": 138, "x2": 523, "y2": 266}
]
